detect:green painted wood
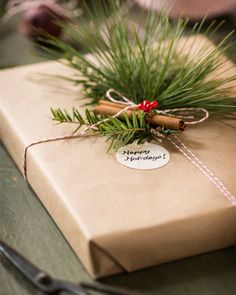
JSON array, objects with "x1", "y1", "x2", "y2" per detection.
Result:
[{"x1": 0, "y1": 143, "x2": 236, "y2": 295}]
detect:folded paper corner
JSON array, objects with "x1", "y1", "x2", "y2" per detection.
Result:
[{"x1": 87, "y1": 239, "x2": 126, "y2": 279}]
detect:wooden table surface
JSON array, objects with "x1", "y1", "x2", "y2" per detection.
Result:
[{"x1": 1, "y1": 8, "x2": 236, "y2": 295}]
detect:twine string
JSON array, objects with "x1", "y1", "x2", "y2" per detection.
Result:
[
  {"x1": 168, "y1": 134, "x2": 236, "y2": 207},
  {"x1": 22, "y1": 88, "x2": 236, "y2": 209},
  {"x1": 106, "y1": 89, "x2": 136, "y2": 106},
  {"x1": 23, "y1": 134, "x2": 87, "y2": 179},
  {"x1": 155, "y1": 107, "x2": 209, "y2": 125},
  {"x1": 23, "y1": 89, "x2": 136, "y2": 179},
  {"x1": 104, "y1": 89, "x2": 236, "y2": 205}
]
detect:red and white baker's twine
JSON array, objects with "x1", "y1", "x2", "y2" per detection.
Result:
[
  {"x1": 23, "y1": 89, "x2": 236, "y2": 208},
  {"x1": 168, "y1": 135, "x2": 236, "y2": 207}
]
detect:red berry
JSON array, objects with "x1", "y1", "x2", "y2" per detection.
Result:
[{"x1": 138, "y1": 100, "x2": 158, "y2": 112}]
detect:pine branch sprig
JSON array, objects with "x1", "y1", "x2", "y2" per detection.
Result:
[{"x1": 51, "y1": 107, "x2": 153, "y2": 151}]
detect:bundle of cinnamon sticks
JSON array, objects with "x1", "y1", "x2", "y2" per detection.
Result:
[{"x1": 94, "y1": 100, "x2": 186, "y2": 131}]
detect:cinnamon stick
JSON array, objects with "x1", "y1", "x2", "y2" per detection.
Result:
[
  {"x1": 94, "y1": 101, "x2": 186, "y2": 131},
  {"x1": 98, "y1": 99, "x2": 138, "y2": 110},
  {"x1": 94, "y1": 104, "x2": 133, "y2": 117},
  {"x1": 148, "y1": 114, "x2": 186, "y2": 131}
]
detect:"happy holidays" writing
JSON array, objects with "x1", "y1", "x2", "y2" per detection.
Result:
[{"x1": 122, "y1": 149, "x2": 166, "y2": 162}]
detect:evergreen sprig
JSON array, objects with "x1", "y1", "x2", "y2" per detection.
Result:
[
  {"x1": 51, "y1": 107, "x2": 153, "y2": 151},
  {"x1": 42, "y1": 1, "x2": 236, "y2": 116}
]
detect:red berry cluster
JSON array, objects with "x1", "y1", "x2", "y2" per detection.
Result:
[{"x1": 138, "y1": 100, "x2": 158, "y2": 112}]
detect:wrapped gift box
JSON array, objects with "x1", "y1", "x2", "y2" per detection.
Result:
[{"x1": 0, "y1": 36, "x2": 236, "y2": 278}]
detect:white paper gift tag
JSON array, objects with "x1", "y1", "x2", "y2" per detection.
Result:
[{"x1": 116, "y1": 142, "x2": 170, "y2": 170}]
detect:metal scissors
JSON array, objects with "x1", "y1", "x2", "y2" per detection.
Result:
[{"x1": 0, "y1": 240, "x2": 138, "y2": 295}]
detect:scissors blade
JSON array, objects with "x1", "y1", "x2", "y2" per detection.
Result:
[
  {"x1": 0, "y1": 240, "x2": 51, "y2": 290},
  {"x1": 0, "y1": 241, "x2": 135, "y2": 295},
  {"x1": 0, "y1": 241, "x2": 89, "y2": 295}
]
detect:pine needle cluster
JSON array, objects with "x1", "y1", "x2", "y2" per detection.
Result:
[{"x1": 45, "y1": 0, "x2": 236, "y2": 149}]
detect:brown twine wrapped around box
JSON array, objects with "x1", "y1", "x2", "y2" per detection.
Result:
[{"x1": 22, "y1": 88, "x2": 236, "y2": 208}]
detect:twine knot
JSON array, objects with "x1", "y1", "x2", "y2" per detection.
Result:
[
  {"x1": 22, "y1": 87, "x2": 236, "y2": 209},
  {"x1": 105, "y1": 88, "x2": 209, "y2": 125}
]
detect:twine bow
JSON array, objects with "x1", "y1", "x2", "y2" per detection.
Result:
[
  {"x1": 104, "y1": 89, "x2": 236, "y2": 206},
  {"x1": 22, "y1": 88, "x2": 236, "y2": 208},
  {"x1": 106, "y1": 88, "x2": 209, "y2": 125}
]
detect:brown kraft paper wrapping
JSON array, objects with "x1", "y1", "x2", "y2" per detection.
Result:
[{"x1": 0, "y1": 37, "x2": 236, "y2": 278}]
